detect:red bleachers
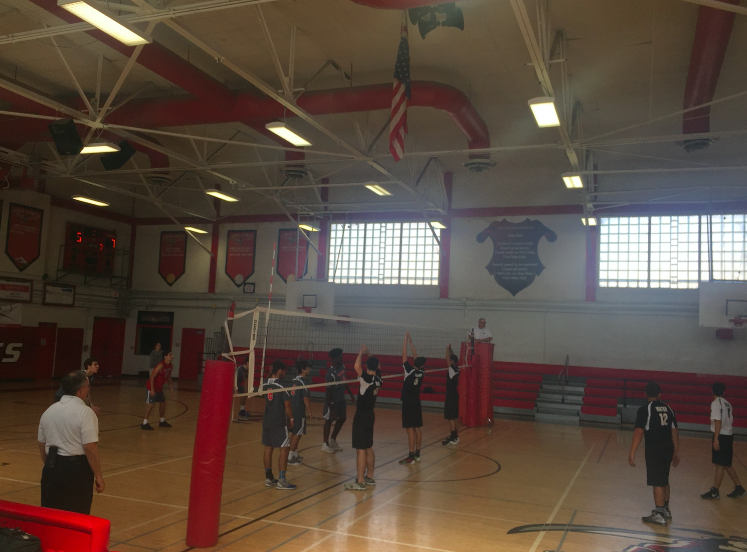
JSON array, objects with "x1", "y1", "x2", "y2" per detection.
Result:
[{"x1": 581, "y1": 405, "x2": 618, "y2": 417}]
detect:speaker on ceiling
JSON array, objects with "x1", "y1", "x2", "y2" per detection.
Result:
[
  {"x1": 48, "y1": 119, "x2": 83, "y2": 155},
  {"x1": 100, "y1": 140, "x2": 136, "y2": 170}
]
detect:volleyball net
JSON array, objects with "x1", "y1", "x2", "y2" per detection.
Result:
[{"x1": 223, "y1": 307, "x2": 468, "y2": 398}]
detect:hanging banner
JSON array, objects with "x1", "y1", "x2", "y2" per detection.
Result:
[
  {"x1": 476, "y1": 219, "x2": 557, "y2": 296},
  {"x1": 5, "y1": 203, "x2": 44, "y2": 272},
  {"x1": 225, "y1": 230, "x2": 256, "y2": 287},
  {"x1": 158, "y1": 231, "x2": 187, "y2": 286},
  {"x1": 277, "y1": 228, "x2": 309, "y2": 283}
]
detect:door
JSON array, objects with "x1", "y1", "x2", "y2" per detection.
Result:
[
  {"x1": 91, "y1": 317, "x2": 127, "y2": 377},
  {"x1": 37, "y1": 323, "x2": 57, "y2": 380},
  {"x1": 54, "y1": 328, "x2": 84, "y2": 377},
  {"x1": 179, "y1": 328, "x2": 205, "y2": 380}
]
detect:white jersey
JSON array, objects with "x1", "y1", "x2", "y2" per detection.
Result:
[
  {"x1": 472, "y1": 327, "x2": 492, "y2": 340},
  {"x1": 710, "y1": 397, "x2": 733, "y2": 435}
]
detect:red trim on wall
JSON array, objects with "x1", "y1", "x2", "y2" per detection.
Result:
[
  {"x1": 585, "y1": 226, "x2": 597, "y2": 301},
  {"x1": 208, "y1": 196, "x2": 220, "y2": 293},
  {"x1": 439, "y1": 172, "x2": 453, "y2": 299},
  {"x1": 127, "y1": 222, "x2": 136, "y2": 290},
  {"x1": 317, "y1": 216, "x2": 329, "y2": 280}
]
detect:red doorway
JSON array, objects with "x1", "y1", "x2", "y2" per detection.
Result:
[
  {"x1": 91, "y1": 317, "x2": 126, "y2": 377},
  {"x1": 55, "y1": 328, "x2": 84, "y2": 377},
  {"x1": 179, "y1": 328, "x2": 205, "y2": 380}
]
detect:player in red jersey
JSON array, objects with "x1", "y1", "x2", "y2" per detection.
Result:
[{"x1": 142, "y1": 351, "x2": 175, "y2": 430}]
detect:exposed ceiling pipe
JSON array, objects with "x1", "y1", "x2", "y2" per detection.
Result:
[
  {"x1": 349, "y1": 0, "x2": 466, "y2": 7},
  {"x1": 105, "y1": 81, "x2": 490, "y2": 158},
  {"x1": 680, "y1": 0, "x2": 739, "y2": 152}
]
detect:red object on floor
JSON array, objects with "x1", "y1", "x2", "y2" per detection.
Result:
[
  {"x1": 186, "y1": 360, "x2": 234, "y2": 548},
  {"x1": 459, "y1": 342, "x2": 494, "y2": 427},
  {"x1": 0, "y1": 499, "x2": 114, "y2": 552}
]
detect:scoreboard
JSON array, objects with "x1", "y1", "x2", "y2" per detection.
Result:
[{"x1": 62, "y1": 223, "x2": 117, "y2": 276}]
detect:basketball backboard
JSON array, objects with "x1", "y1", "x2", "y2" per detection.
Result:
[
  {"x1": 284, "y1": 280, "x2": 335, "y2": 316},
  {"x1": 699, "y1": 281, "x2": 747, "y2": 328}
]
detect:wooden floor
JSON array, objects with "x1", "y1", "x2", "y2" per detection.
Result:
[{"x1": 1, "y1": 379, "x2": 746, "y2": 552}]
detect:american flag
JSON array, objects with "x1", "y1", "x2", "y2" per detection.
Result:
[{"x1": 389, "y1": 18, "x2": 411, "y2": 162}]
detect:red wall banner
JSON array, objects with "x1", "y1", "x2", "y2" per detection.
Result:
[
  {"x1": 225, "y1": 230, "x2": 256, "y2": 287},
  {"x1": 277, "y1": 229, "x2": 309, "y2": 283},
  {"x1": 5, "y1": 203, "x2": 44, "y2": 272},
  {"x1": 158, "y1": 231, "x2": 187, "y2": 286}
]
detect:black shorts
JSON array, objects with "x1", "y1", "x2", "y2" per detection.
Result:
[
  {"x1": 444, "y1": 393, "x2": 459, "y2": 420},
  {"x1": 352, "y1": 410, "x2": 375, "y2": 450},
  {"x1": 402, "y1": 397, "x2": 422, "y2": 428},
  {"x1": 712, "y1": 434, "x2": 733, "y2": 467},
  {"x1": 237, "y1": 383, "x2": 246, "y2": 394},
  {"x1": 645, "y1": 446, "x2": 673, "y2": 487},
  {"x1": 323, "y1": 401, "x2": 346, "y2": 422},
  {"x1": 146, "y1": 390, "x2": 165, "y2": 404},
  {"x1": 292, "y1": 417, "x2": 306, "y2": 436},
  {"x1": 262, "y1": 425, "x2": 290, "y2": 448}
]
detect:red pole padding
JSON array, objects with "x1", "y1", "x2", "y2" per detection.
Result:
[
  {"x1": 186, "y1": 360, "x2": 235, "y2": 548},
  {"x1": 458, "y1": 342, "x2": 493, "y2": 427}
]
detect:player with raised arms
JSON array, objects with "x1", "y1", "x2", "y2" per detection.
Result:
[
  {"x1": 345, "y1": 344, "x2": 383, "y2": 491},
  {"x1": 400, "y1": 331, "x2": 426, "y2": 465}
]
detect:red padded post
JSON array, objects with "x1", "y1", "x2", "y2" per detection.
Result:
[
  {"x1": 186, "y1": 360, "x2": 234, "y2": 548},
  {"x1": 458, "y1": 342, "x2": 493, "y2": 427}
]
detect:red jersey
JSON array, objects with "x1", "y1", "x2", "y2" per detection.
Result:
[{"x1": 147, "y1": 361, "x2": 173, "y2": 392}]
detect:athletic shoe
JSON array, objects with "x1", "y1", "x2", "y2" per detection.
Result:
[
  {"x1": 641, "y1": 511, "x2": 667, "y2": 526},
  {"x1": 662, "y1": 508, "x2": 672, "y2": 521},
  {"x1": 701, "y1": 487, "x2": 720, "y2": 500},
  {"x1": 265, "y1": 477, "x2": 278, "y2": 487},
  {"x1": 414, "y1": 454, "x2": 421, "y2": 462},
  {"x1": 321, "y1": 443, "x2": 335, "y2": 454},
  {"x1": 329, "y1": 439, "x2": 343, "y2": 452},
  {"x1": 441, "y1": 437, "x2": 452, "y2": 446},
  {"x1": 344, "y1": 481, "x2": 366, "y2": 491},
  {"x1": 363, "y1": 477, "x2": 376, "y2": 486},
  {"x1": 159, "y1": 421, "x2": 172, "y2": 428},
  {"x1": 449, "y1": 437, "x2": 459, "y2": 445},
  {"x1": 287, "y1": 456, "x2": 303, "y2": 466},
  {"x1": 276, "y1": 479, "x2": 297, "y2": 490},
  {"x1": 399, "y1": 456, "x2": 415, "y2": 465},
  {"x1": 727, "y1": 486, "x2": 746, "y2": 498},
  {"x1": 238, "y1": 411, "x2": 251, "y2": 420},
  {"x1": 141, "y1": 423, "x2": 153, "y2": 430}
]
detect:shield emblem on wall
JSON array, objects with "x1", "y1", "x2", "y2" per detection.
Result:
[{"x1": 476, "y1": 218, "x2": 557, "y2": 296}]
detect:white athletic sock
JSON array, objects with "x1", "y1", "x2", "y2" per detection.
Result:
[
  {"x1": 160, "y1": 417, "x2": 165, "y2": 422},
  {"x1": 143, "y1": 419, "x2": 149, "y2": 425}
]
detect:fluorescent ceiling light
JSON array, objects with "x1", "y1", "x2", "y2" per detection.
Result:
[
  {"x1": 430, "y1": 222, "x2": 447, "y2": 229},
  {"x1": 581, "y1": 217, "x2": 597, "y2": 226},
  {"x1": 365, "y1": 184, "x2": 392, "y2": 196},
  {"x1": 298, "y1": 224, "x2": 320, "y2": 232},
  {"x1": 265, "y1": 122, "x2": 312, "y2": 147},
  {"x1": 184, "y1": 226, "x2": 208, "y2": 234},
  {"x1": 205, "y1": 189, "x2": 239, "y2": 202},
  {"x1": 562, "y1": 172, "x2": 583, "y2": 189},
  {"x1": 72, "y1": 195, "x2": 109, "y2": 207},
  {"x1": 80, "y1": 142, "x2": 120, "y2": 154},
  {"x1": 528, "y1": 97, "x2": 560, "y2": 128},
  {"x1": 58, "y1": 0, "x2": 151, "y2": 46}
]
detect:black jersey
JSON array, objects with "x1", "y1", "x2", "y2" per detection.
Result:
[
  {"x1": 401, "y1": 361, "x2": 424, "y2": 401},
  {"x1": 635, "y1": 400, "x2": 678, "y2": 448},
  {"x1": 356, "y1": 372, "x2": 383, "y2": 412},
  {"x1": 262, "y1": 378, "x2": 290, "y2": 429},
  {"x1": 446, "y1": 364, "x2": 459, "y2": 398},
  {"x1": 326, "y1": 364, "x2": 347, "y2": 403},
  {"x1": 289, "y1": 375, "x2": 310, "y2": 421}
]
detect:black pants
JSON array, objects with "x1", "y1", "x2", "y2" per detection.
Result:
[{"x1": 41, "y1": 455, "x2": 94, "y2": 514}]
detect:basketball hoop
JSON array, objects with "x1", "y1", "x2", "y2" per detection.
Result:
[
  {"x1": 729, "y1": 317, "x2": 746, "y2": 327},
  {"x1": 298, "y1": 306, "x2": 312, "y2": 314}
]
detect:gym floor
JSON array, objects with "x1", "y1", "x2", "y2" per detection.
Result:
[{"x1": 1, "y1": 379, "x2": 745, "y2": 552}]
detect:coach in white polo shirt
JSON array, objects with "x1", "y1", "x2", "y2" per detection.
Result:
[
  {"x1": 38, "y1": 371, "x2": 105, "y2": 514},
  {"x1": 470, "y1": 318, "x2": 493, "y2": 343}
]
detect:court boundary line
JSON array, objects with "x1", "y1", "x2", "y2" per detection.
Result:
[{"x1": 527, "y1": 446, "x2": 594, "y2": 552}]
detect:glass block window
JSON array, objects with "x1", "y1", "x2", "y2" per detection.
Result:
[{"x1": 328, "y1": 222, "x2": 440, "y2": 285}]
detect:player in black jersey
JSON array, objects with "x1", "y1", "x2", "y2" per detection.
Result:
[
  {"x1": 629, "y1": 382, "x2": 680, "y2": 526},
  {"x1": 442, "y1": 344, "x2": 461, "y2": 446},
  {"x1": 345, "y1": 344, "x2": 383, "y2": 491},
  {"x1": 288, "y1": 360, "x2": 313, "y2": 466},
  {"x1": 322, "y1": 348, "x2": 356, "y2": 454},
  {"x1": 400, "y1": 331, "x2": 426, "y2": 465},
  {"x1": 262, "y1": 361, "x2": 296, "y2": 490}
]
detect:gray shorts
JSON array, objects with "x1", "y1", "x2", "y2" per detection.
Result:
[
  {"x1": 262, "y1": 425, "x2": 290, "y2": 448},
  {"x1": 146, "y1": 390, "x2": 165, "y2": 404}
]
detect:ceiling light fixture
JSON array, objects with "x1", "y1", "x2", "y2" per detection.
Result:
[
  {"x1": 72, "y1": 195, "x2": 109, "y2": 207},
  {"x1": 265, "y1": 122, "x2": 312, "y2": 147},
  {"x1": 80, "y1": 142, "x2": 121, "y2": 154},
  {"x1": 562, "y1": 172, "x2": 584, "y2": 189},
  {"x1": 184, "y1": 226, "x2": 208, "y2": 234},
  {"x1": 365, "y1": 184, "x2": 392, "y2": 196},
  {"x1": 430, "y1": 222, "x2": 447, "y2": 229},
  {"x1": 205, "y1": 189, "x2": 239, "y2": 202},
  {"x1": 58, "y1": 0, "x2": 151, "y2": 46},
  {"x1": 298, "y1": 224, "x2": 320, "y2": 232},
  {"x1": 581, "y1": 217, "x2": 597, "y2": 226},
  {"x1": 528, "y1": 97, "x2": 560, "y2": 128}
]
